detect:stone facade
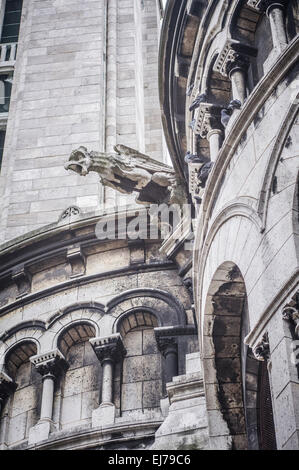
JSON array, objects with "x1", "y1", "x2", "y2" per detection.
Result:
[{"x1": 0, "y1": 0, "x2": 298, "y2": 451}]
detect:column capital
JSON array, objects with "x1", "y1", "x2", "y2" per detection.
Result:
[
  {"x1": 30, "y1": 349, "x2": 68, "y2": 378},
  {"x1": 154, "y1": 329, "x2": 179, "y2": 357},
  {"x1": 90, "y1": 333, "x2": 126, "y2": 364},
  {"x1": 0, "y1": 371, "x2": 17, "y2": 401},
  {"x1": 193, "y1": 102, "x2": 223, "y2": 138},
  {"x1": 253, "y1": 333, "x2": 270, "y2": 361},
  {"x1": 214, "y1": 40, "x2": 256, "y2": 78}
]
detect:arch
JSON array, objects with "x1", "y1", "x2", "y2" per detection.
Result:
[
  {"x1": 107, "y1": 288, "x2": 187, "y2": 328},
  {"x1": 47, "y1": 301, "x2": 105, "y2": 328},
  {"x1": 115, "y1": 309, "x2": 159, "y2": 337},
  {"x1": 52, "y1": 317, "x2": 99, "y2": 351},
  {"x1": 202, "y1": 261, "x2": 248, "y2": 449},
  {"x1": 4, "y1": 340, "x2": 38, "y2": 380},
  {"x1": 0, "y1": 327, "x2": 43, "y2": 367},
  {"x1": 57, "y1": 321, "x2": 97, "y2": 357}
]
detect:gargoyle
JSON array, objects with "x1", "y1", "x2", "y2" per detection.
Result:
[{"x1": 65, "y1": 144, "x2": 187, "y2": 205}]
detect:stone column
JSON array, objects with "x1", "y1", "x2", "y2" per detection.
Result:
[
  {"x1": 157, "y1": 337, "x2": 179, "y2": 387},
  {"x1": 266, "y1": 2, "x2": 288, "y2": 50},
  {"x1": 0, "y1": 371, "x2": 17, "y2": 450},
  {"x1": 226, "y1": 55, "x2": 249, "y2": 105},
  {"x1": 90, "y1": 333, "x2": 126, "y2": 427},
  {"x1": 28, "y1": 349, "x2": 68, "y2": 445},
  {"x1": 207, "y1": 129, "x2": 223, "y2": 162}
]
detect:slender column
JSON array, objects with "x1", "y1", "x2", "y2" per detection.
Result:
[
  {"x1": 266, "y1": 3, "x2": 288, "y2": 51},
  {"x1": 226, "y1": 55, "x2": 249, "y2": 105},
  {"x1": 248, "y1": 1, "x2": 288, "y2": 51},
  {"x1": 207, "y1": 129, "x2": 223, "y2": 162},
  {"x1": 155, "y1": 332, "x2": 179, "y2": 386},
  {"x1": 90, "y1": 333, "x2": 126, "y2": 427},
  {"x1": 28, "y1": 349, "x2": 68, "y2": 445}
]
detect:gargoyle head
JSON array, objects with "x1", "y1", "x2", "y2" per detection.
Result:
[{"x1": 65, "y1": 146, "x2": 92, "y2": 176}]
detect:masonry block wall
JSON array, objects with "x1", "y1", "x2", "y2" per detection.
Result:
[{"x1": 0, "y1": 0, "x2": 164, "y2": 243}]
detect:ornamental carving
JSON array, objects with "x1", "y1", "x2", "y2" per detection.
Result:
[
  {"x1": 65, "y1": 145, "x2": 187, "y2": 206},
  {"x1": 0, "y1": 371, "x2": 17, "y2": 402},
  {"x1": 193, "y1": 103, "x2": 222, "y2": 138},
  {"x1": 213, "y1": 41, "x2": 256, "y2": 78},
  {"x1": 253, "y1": 333, "x2": 270, "y2": 361},
  {"x1": 90, "y1": 333, "x2": 126, "y2": 364},
  {"x1": 282, "y1": 292, "x2": 299, "y2": 338},
  {"x1": 30, "y1": 349, "x2": 68, "y2": 377}
]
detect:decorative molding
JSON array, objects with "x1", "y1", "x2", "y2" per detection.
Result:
[
  {"x1": 90, "y1": 333, "x2": 126, "y2": 364},
  {"x1": 59, "y1": 206, "x2": 81, "y2": 221},
  {"x1": 247, "y1": 0, "x2": 286, "y2": 12},
  {"x1": 252, "y1": 333, "x2": 270, "y2": 361},
  {"x1": 30, "y1": 349, "x2": 68, "y2": 377}
]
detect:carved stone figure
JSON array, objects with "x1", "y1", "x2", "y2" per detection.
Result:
[{"x1": 65, "y1": 144, "x2": 187, "y2": 205}]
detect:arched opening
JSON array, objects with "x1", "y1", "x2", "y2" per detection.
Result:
[
  {"x1": 1, "y1": 341, "x2": 41, "y2": 446},
  {"x1": 116, "y1": 311, "x2": 162, "y2": 419},
  {"x1": 57, "y1": 322, "x2": 99, "y2": 430},
  {"x1": 203, "y1": 262, "x2": 248, "y2": 449}
]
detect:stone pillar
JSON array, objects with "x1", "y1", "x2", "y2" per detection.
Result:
[
  {"x1": 28, "y1": 349, "x2": 68, "y2": 445},
  {"x1": 90, "y1": 333, "x2": 126, "y2": 427},
  {"x1": 0, "y1": 371, "x2": 17, "y2": 450},
  {"x1": 264, "y1": 1, "x2": 288, "y2": 51},
  {"x1": 157, "y1": 337, "x2": 178, "y2": 386},
  {"x1": 226, "y1": 55, "x2": 249, "y2": 105},
  {"x1": 155, "y1": 329, "x2": 179, "y2": 391},
  {"x1": 207, "y1": 129, "x2": 223, "y2": 162}
]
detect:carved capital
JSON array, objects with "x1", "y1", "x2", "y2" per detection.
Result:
[
  {"x1": 193, "y1": 103, "x2": 223, "y2": 138},
  {"x1": 11, "y1": 264, "x2": 32, "y2": 297},
  {"x1": 30, "y1": 349, "x2": 68, "y2": 378},
  {"x1": 253, "y1": 333, "x2": 270, "y2": 361},
  {"x1": 0, "y1": 371, "x2": 17, "y2": 401},
  {"x1": 66, "y1": 245, "x2": 86, "y2": 278},
  {"x1": 90, "y1": 333, "x2": 126, "y2": 364},
  {"x1": 214, "y1": 41, "x2": 256, "y2": 78},
  {"x1": 154, "y1": 328, "x2": 179, "y2": 358}
]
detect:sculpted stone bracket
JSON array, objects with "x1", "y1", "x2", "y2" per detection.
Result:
[
  {"x1": 193, "y1": 103, "x2": 223, "y2": 138},
  {"x1": 59, "y1": 205, "x2": 81, "y2": 222},
  {"x1": 30, "y1": 349, "x2": 68, "y2": 378},
  {"x1": 90, "y1": 333, "x2": 127, "y2": 364},
  {"x1": 253, "y1": 332, "x2": 270, "y2": 361},
  {"x1": 213, "y1": 40, "x2": 257, "y2": 78},
  {"x1": 66, "y1": 245, "x2": 86, "y2": 278},
  {"x1": 0, "y1": 371, "x2": 17, "y2": 402},
  {"x1": 11, "y1": 264, "x2": 32, "y2": 297}
]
